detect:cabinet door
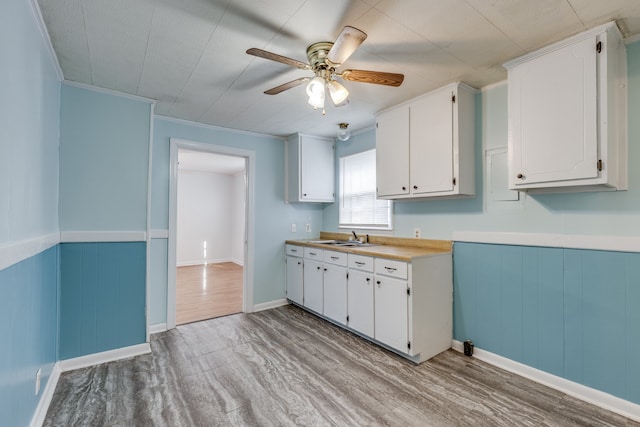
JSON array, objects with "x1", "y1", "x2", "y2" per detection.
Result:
[
  {"x1": 509, "y1": 36, "x2": 598, "y2": 187},
  {"x1": 376, "y1": 106, "x2": 410, "y2": 197},
  {"x1": 410, "y1": 88, "x2": 454, "y2": 194},
  {"x1": 323, "y1": 264, "x2": 347, "y2": 325},
  {"x1": 374, "y1": 275, "x2": 409, "y2": 352},
  {"x1": 300, "y1": 136, "x2": 334, "y2": 201},
  {"x1": 303, "y1": 259, "x2": 323, "y2": 313},
  {"x1": 285, "y1": 255, "x2": 303, "y2": 305},
  {"x1": 347, "y1": 270, "x2": 374, "y2": 337}
]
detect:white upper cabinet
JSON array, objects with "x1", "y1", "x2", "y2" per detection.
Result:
[
  {"x1": 376, "y1": 82, "x2": 476, "y2": 200},
  {"x1": 504, "y1": 22, "x2": 627, "y2": 193},
  {"x1": 286, "y1": 133, "x2": 335, "y2": 203}
]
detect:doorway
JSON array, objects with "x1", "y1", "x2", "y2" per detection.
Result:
[{"x1": 167, "y1": 139, "x2": 255, "y2": 329}]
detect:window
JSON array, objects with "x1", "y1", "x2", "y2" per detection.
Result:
[{"x1": 339, "y1": 149, "x2": 392, "y2": 230}]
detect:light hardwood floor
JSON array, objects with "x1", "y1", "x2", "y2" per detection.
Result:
[
  {"x1": 44, "y1": 305, "x2": 638, "y2": 426},
  {"x1": 176, "y1": 262, "x2": 242, "y2": 325}
]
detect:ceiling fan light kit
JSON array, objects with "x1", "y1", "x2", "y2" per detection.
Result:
[{"x1": 247, "y1": 26, "x2": 404, "y2": 113}]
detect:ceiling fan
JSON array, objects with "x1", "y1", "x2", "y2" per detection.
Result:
[{"x1": 246, "y1": 26, "x2": 404, "y2": 113}]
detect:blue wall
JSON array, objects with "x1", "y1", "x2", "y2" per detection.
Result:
[
  {"x1": 453, "y1": 242, "x2": 640, "y2": 404},
  {"x1": 0, "y1": 247, "x2": 59, "y2": 427},
  {"x1": 59, "y1": 242, "x2": 146, "y2": 359},
  {"x1": 148, "y1": 118, "x2": 325, "y2": 320},
  {"x1": 59, "y1": 84, "x2": 152, "y2": 232},
  {"x1": 1, "y1": 0, "x2": 61, "y2": 424}
]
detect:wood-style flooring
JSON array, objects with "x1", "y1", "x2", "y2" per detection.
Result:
[
  {"x1": 44, "y1": 305, "x2": 638, "y2": 426},
  {"x1": 176, "y1": 262, "x2": 242, "y2": 325}
]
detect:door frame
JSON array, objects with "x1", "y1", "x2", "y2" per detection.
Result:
[{"x1": 167, "y1": 138, "x2": 255, "y2": 329}]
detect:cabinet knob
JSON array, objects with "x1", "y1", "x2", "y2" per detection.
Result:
[
  {"x1": 402, "y1": 186, "x2": 406, "y2": 191},
  {"x1": 413, "y1": 185, "x2": 418, "y2": 190},
  {"x1": 303, "y1": 193, "x2": 308, "y2": 196},
  {"x1": 516, "y1": 173, "x2": 524, "y2": 179},
  {"x1": 317, "y1": 266, "x2": 321, "y2": 270},
  {"x1": 297, "y1": 261, "x2": 301, "y2": 265},
  {"x1": 324, "y1": 268, "x2": 327, "y2": 271},
  {"x1": 366, "y1": 278, "x2": 370, "y2": 282}
]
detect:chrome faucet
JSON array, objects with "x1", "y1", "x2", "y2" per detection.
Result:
[{"x1": 352, "y1": 230, "x2": 358, "y2": 241}]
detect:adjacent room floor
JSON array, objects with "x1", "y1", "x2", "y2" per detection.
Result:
[
  {"x1": 44, "y1": 305, "x2": 637, "y2": 426},
  {"x1": 176, "y1": 262, "x2": 243, "y2": 325}
]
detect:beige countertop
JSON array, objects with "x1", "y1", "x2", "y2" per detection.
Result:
[{"x1": 285, "y1": 232, "x2": 452, "y2": 262}]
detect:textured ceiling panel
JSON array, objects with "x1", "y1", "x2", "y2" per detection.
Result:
[{"x1": 37, "y1": 0, "x2": 640, "y2": 138}]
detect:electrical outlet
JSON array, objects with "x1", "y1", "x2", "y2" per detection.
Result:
[
  {"x1": 414, "y1": 228, "x2": 421, "y2": 238},
  {"x1": 291, "y1": 223, "x2": 296, "y2": 232},
  {"x1": 305, "y1": 223, "x2": 311, "y2": 232},
  {"x1": 35, "y1": 368, "x2": 41, "y2": 395}
]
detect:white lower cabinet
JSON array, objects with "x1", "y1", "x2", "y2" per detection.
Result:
[
  {"x1": 374, "y1": 275, "x2": 409, "y2": 352},
  {"x1": 285, "y1": 243, "x2": 452, "y2": 363},
  {"x1": 322, "y1": 250, "x2": 348, "y2": 325},
  {"x1": 285, "y1": 245, "x2": 303, "y2": 305},
  {"x1": 303, "y1": 259, "x2": 323, "y2": 314},
  {"x1": 347, "y1": 267, "x2": 375, "y2": 337}
]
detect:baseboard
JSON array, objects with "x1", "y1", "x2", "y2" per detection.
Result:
[
  {"x1": 176, "y1": 258, "x2": 236, "y2": 267},
  {"x1": 30, "y1": 362, "x2": 62, "y2": 427},
  {"x1": 252, "y1": 298, "x2": 288, "y2": 313},
  {"x1": 451, "y1": 340, "x2": 640, "y2": 422},
  {"x1": 149, "y1": 323, "x2": 167, "y2": 334},
  {"x1": 59, "y1": 343, "x2": 151, "y2": 372}
]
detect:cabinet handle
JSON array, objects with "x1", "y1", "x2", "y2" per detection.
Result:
[
  {"x1": 355, "y1": 261, "x2": 365, "y2": 266},
  {"x1": 413, "y1": 185, "x2": 418, "y2": 190},
  {"x1": 291, "y1": 249, "x2": 297, "y2": 252},
  {"x1": 384, "y1": 266, "x2": 397, "y2": 272},
  {"x1": 516, "y1": 173, "x2": 524, "y2": 179},
  {"x1": 330, "y1": 256, "x2": 339, "y2": 260},
  {"x1": 309, "y1": 252, "x2": 317, "y2": 256}
]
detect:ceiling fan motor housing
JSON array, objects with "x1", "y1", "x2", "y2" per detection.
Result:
[{"x1": 306, "y1": 42, "x2": 336, "y2": 72}]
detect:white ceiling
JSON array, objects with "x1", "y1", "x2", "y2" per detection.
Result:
[
  {"x1": 178, "y1": 149, "x2": 246, "y2": 174},
  {"x1": 37, "y1": 0, "x2": 640, "y2": 139}
]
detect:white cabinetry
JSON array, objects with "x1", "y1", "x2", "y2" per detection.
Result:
[
  {"x1": 302, "y1": 247, "x2": 324, "y2": 313},
  {"x1": 376, "y1": 82, "x2": 476, "y2": 200},
  {"x1": 504, "y1": 22, "x2": 627, "y2": 193},
  {"x1": 347, "y1": 254, "x2": 375, "y2": 337},
  {"x1": 285, "y1": 243, "x2": 452, "y2": 363},
  {"x1": 285, "y1": 245, "x2": 303, "y2": 305},
  {"x1": 286, "y1": 133, "x2": 335, "y2": 203},
  {"x1": 322, "y1": 251, "x2": 348, "y2": 325}
]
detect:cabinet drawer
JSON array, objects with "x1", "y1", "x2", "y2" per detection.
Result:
[
  {"x1": 375, "y1": 258, "x2": 408, "y2": 280},
  {"x1": 286, "y1": 245, "x2": 303, "y2": 257},
  {"x1": 348, "y1": 254, "x2": 374, "y2": 272},
  {"x1": 324, "y1": 250, "x2": 347, "y2": 266},
  {"x1": 304, "y1": 247, "x2": 323, "y2": 260}
]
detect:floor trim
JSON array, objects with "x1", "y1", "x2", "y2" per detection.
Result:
[
  {"x1": 59, "y1": 343, "x2": 151, "y2": 372},
  {"x1": 253, "y1": 299, "x2": 288, "y2": 313},
  {"x1": 30, "y1": 362, "x2": 62, "y2": 427},
  {"x1": 149, "y1": 323, "x2": 167, "y2": 334},
  {"x1": 451, "y1": 340, "x2": 640, "y2": 422}
]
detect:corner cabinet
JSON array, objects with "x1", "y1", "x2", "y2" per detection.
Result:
[
  {"x1": 504, "y1": 22, "x2": 627, "y2": 193},
  {"x1": 285, "y1": 133, "x2": 335, "y2": 203},
  {"x1": 376, "y1": 82, "x2": 476, "y2": 200}
]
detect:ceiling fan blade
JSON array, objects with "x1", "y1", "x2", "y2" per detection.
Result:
[
  {"x1": 339, "y1": 69, "x2": 404, "y2": 87},
  {"x1": 264, "y1": 77, "x2": 310, "y2": 95},
  {"x1": 246, "y1": 48, "x2": 310, "y2": 70},
  {"x1": 327, "y1": 26, "x2": 367, "y2": 65}
]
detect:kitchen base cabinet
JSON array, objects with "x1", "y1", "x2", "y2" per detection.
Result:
[
  {"x1": 285, "y1": 256, "x2": 303, "y2": 305},
  {"x1": 323, "y1": 250, "x2": 348, "y2": 325},
  {"x1": 303, "y1": 259, "x2": 323, "y2": 314},
  {"x1": 285, "y1": 243, "x2": 452, "y2": 364},
  {"x1": 374, "y1": 275, "x2": 408, "y2": 352},
  {"x1": 347, "y1": 269, "x2": 374, "y2": 337}
]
